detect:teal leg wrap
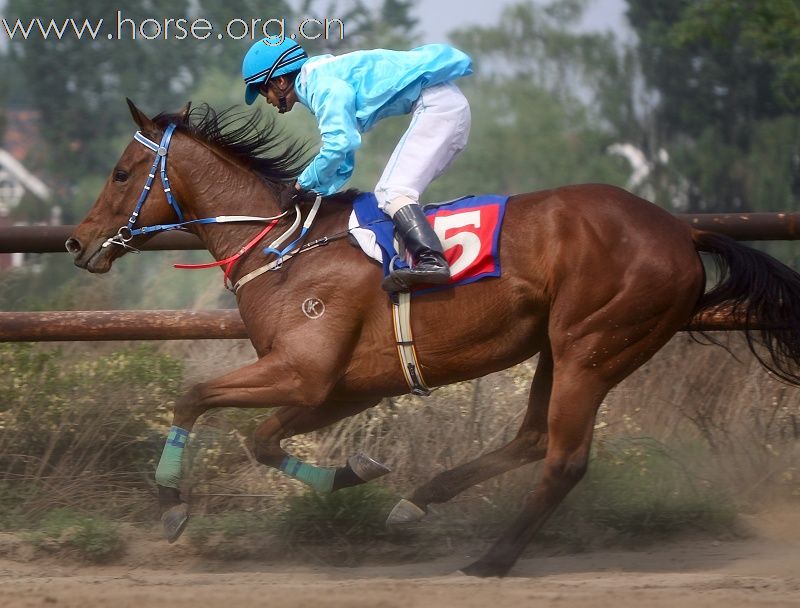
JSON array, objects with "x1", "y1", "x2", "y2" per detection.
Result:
[
  {"x1": 155, "y1": 426, "x2": 189, "y2": 489},
  {"x1": 279, "y1": 456, "x2": 336, "y2": 493}
]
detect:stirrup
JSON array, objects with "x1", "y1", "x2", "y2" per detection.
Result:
[
  {"x1": 381, "y1": 264, "x2": 450, "y2": 293},
  {"x1": 382, "y1": 270, "x2": 412, "y2": 293}
]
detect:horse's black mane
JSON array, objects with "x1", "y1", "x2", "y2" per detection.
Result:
[{"x1": 153, "y1": 104, "x2": 311, "y2": 184}]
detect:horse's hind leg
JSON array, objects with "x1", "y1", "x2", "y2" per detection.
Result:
[
  {"x1": 460, "y1": 366, "x2": 610, "y2": 577},
  {"x1": 252, "y1": 399, "x2": 390, "y2": 493},
  {"x1": 461, "y1": 275, "x2": 701, "y2": 577},
  {"x1": 387, "y1": 344, "x2": 553, "y2": 523}
]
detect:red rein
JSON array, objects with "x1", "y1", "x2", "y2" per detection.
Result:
[{"x1": 173, "y1": 220, "x2": 279, "y2": 288}]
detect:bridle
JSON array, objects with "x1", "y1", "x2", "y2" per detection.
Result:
[
  {"x1": 101, "y1": 123, "x2": 289, "y2": 254},
  {"x1": 101, "y1": 124, "x2": 185, "y2": 253},
  {"x1": 101, "y1": 123, "x2": 327, "y2": 292}
]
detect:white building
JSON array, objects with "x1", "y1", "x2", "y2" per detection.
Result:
[{"x1": 0, "y1": 148, "x2": 52, "y2": 269}]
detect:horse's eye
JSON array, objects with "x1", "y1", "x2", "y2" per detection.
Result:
[{"x1": 114, "y1": 170, "x2": 129, "y2": 182}]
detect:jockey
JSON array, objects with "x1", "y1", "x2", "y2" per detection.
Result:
[{"x1": 242, "y1": 39, "x2": 473, "y2": 291}]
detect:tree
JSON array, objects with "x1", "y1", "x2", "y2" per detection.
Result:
[
  {"x1": 192, "y1": 0, "x2": 293, "y2": 68},
  {"x1": 626, "y1": 0, "x2": 800, "y2": 212},
  {"x1": 0, "y1": 61, "x2": 7, "y2": 140},
  {"x1": 6, "y1": 1, "x2": 195, "y2": 177},
  {"x1": 305, "y1": 0, "x2": 419, "y2": 51},
  {"x1": 412, "y1": 0, "x2": 630, "y2": 198},
  {"x1": 4, "y1": 0, "x2": 294, "y2": 221},
  {"x1": 672, "y1": 0, "x2": 800, "y2": 111}
]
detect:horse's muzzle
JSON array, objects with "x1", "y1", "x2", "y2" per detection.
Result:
[{"x1": 66, "y1": 236, "x2": 114, "y2": 273}]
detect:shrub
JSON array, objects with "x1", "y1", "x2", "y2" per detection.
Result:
[
  {"x1": 0, "y1": 344, "x2": 183, "y2": 520},
  {"x1": 275, "y1": 485, "x2": 398, "y2": 542},
  {"x1": 540, "y1": 438, "x2": 737, "y2": 548},
  {"x1": 26, "y1": 508, "x2": 124, "y2": 563}
]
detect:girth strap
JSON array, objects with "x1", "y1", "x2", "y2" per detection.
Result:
[{"x1": 391, "y1": 291, "x2": 431, "y2": 396}]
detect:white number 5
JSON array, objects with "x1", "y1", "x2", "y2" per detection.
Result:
[{"x1": 433, "y1": 210, "x2": 482, "y2": 277}]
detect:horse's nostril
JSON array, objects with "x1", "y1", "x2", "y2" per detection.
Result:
[{"x1": 65, "y1": 238, "x2": 82, "y2": 255}]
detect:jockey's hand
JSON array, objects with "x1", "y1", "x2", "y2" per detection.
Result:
[{"x1": 279, "y1": 182, "x2": 318, "y2": 211}]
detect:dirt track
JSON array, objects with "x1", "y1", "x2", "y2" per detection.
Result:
[{"x1": 2, "y1": 511, "x2": 798, "y2": 608}]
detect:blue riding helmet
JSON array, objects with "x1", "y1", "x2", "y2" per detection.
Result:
[{"x1": 242, "y1": 38, "x2": 309, "y2": 105}]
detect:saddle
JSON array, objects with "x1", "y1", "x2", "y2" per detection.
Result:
[{"x1": 348, "y1": 192, "x2": 509, "y2": 293}]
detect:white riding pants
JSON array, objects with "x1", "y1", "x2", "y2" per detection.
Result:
[{"x1": 374, "y1": 82, "x2": 471, "y2": 216}]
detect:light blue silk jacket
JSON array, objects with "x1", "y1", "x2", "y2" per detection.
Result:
[{"x1": 294, "y1": 44, "x2": 472, "y2": 195}]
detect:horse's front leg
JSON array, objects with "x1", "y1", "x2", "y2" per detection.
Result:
[{"x1": 155, "y1": 349, "x2": 351, "y2": 542}]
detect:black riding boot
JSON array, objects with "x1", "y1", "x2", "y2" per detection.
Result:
[{"x1": 381, "y1": 204, "x2": 451, "y2": 292}]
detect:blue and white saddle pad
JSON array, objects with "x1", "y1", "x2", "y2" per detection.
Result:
[{"x1": 348, "y1": 192, "x2": 509, "y2": 290}]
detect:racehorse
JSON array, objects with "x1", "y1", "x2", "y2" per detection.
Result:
[{"x1": 66, "y1": 101, "x2": 800, "y2": 577}]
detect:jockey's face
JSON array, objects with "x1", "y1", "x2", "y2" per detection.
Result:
[{"x1": 260, "y1": 76, "x2": 298, "y2": 113}]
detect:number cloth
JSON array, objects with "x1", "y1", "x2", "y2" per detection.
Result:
[{"x1": 351, "y1": 193, "x2": 508, "y2": 291}]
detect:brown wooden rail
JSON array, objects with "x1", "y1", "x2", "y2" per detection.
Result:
[
  {"x1": 0, "y1": 309, "x2": 772, "y2": 342},
  {"x1": 1, "y1": 212, "x2": 799, "y2": 254},
  {"x1": 0, "y1": 212, "x2": 796, "y2": 341}
]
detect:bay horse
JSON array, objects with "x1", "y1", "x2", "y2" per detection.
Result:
[{"x1": 67, "y1": 101, "x2": 800, "y2": 577}]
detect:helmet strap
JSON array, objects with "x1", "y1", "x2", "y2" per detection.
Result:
[{"x1": 276, "y1": 80, "x2": 295, "y2": 114}]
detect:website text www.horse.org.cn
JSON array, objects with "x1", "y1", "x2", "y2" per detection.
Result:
[{"x1": 0, "y1": 11, "x2": 344, "y2": 43}]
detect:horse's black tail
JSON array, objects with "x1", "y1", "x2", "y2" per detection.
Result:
[{"x1": 693, "y1": 230, "x2": 800, "y2": 385}]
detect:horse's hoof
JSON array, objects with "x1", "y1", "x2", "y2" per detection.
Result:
[
  {"x1": 348, "y1": 452, "x2": 391, "y2": 482},
  {"x1": 386, "y1": 498, "x2": 426, "y2": 525},
  {"x1": 459, "y1": 560, "x2": 510, "y2": 578},
  {"x1": 161, "y1": 503, "x2": 189, "y2": 543}
]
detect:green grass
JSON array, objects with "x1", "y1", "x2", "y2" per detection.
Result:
[
  {"x1": 25, "y1": 509, "x2": 124, "y2": 563},
  {"x1": 542, "y1": 438, "x2": 737, "y2": 548},
  {"x1": 186, "y1": 485, "x2": 400, "y2": 561},
  {"x1": 275, "y1": 484, "x2": 398, "y2": 542},
  {"x1": 186, "y1": 440, "x2": 739, "y2": 561},
  {"x1": 448, "y1": 438, "x2": 737, "y2": 553},
  {"x1": 190, "y1": 484, "x2": 398, "y2": 544},
  {"x1": 0, "y1": 342, "x2": 754, "y2": 564},
  {"x1": 0, "y1": 484, "x2": 43, "y2": 531},
  {"x1": 0, "y1": 344, "x2": 184, "y2": 520},
  {"x1": 186, "y1": 511, "x2": 274, "y2": 560}
]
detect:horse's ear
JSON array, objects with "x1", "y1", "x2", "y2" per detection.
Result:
[
  {"x1": 126, "y1": 98, "x2": 155, "y2": 131},
  {"x1": 177, "y1": 101, "x2": 192, "y2": 124}
]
